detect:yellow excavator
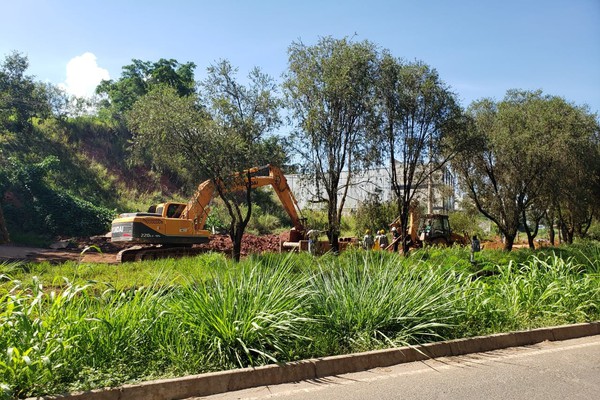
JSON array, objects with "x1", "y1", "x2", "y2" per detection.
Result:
[{"x1": 110, "y1": 165, "x2": 307, "y2": 261}]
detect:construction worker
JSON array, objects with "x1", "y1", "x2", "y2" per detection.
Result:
[
  {"x1": 378, "y1": 229, "x2": 389, "y2": 250},
  {"x1": 306, "y1": 229, "x2": 320, "y2": 255},
  {"x1": 391, "y1": 227, "x2": 400, "y2": 252},
  {"x1": 373, "y1": 230, "x2": 381, "y2": 250},
  {"x1": 363, "y1": 229, "x2": 374, "y2": 250}
]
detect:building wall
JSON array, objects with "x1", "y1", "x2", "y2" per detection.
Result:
[{"x1": 285, "y1": 166, "x2": 456, "y2": 214}]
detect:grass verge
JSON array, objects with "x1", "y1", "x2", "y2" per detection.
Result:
[{"x1": 1, "y1": 242, "x2": 599, "y2": 398}]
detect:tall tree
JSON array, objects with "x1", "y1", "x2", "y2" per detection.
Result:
[
  {"x1": 542, "y1": 98, "x2": 600, "y2": 244},
  {"x1": 453, "y1": 90, "x2": 599, "y2": 250},
  {"x1": 0, "y1": 51, "x2": 48, "y2": 134},
  {"x1": 127, "y1": 61, "x2": 282, "y2": 261},
  {"x1": 454, "y1": 97, "x2": 532, "y2": 251},
  {"x1": 96, "y1": 58, "x2": 196, "y2": 118},
  {"x1": 376, "y1": 54, "x2": 465, "y2": 253},
  {"x1": 283, "y1": 37, "x2": 379, "y2": 252}
]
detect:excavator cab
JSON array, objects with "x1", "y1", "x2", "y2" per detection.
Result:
[
  {"x1": 418, "y1": 214, "x2": 452, "y2": 245},
  {"x1": 417, "y1": 214, "x2": 469, "y2": 247}
]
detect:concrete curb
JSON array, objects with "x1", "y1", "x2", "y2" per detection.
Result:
[{"x1": 29, "y1": 321, "x2": 600, "y2": 400}]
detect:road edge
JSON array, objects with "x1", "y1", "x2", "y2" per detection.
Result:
[{"x1": 28, "y1": 321, "x2": 600, "y2": 400}]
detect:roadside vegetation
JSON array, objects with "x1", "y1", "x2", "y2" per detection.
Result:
[
  {"x1": 1, "y1": 35, "x2": 599, "y2": 400},
  {"x1": 1, "y1": 242, "x2": 599, "y2": 398}
]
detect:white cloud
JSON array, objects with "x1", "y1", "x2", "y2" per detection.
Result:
[{"x1": 61, "y1": 52, "x2": 109, "y2": 98}]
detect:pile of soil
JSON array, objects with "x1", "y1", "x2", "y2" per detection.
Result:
[{"x1": 194, "y1": 234, "x2": 281, "y2": 257}]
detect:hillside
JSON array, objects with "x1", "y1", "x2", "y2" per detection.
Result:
[{"x1": 0, "y1": 116, "x2": 185, "y2": 245}]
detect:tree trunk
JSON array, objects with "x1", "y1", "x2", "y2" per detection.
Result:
[
  {"x1": 503, "y1": 231, "x2": 516, "y2": 251},
  {"x1": 547, "y1": 211, "x2": 555, "y2": 246},
  {"x1": 521, "y1": 209, "x2": 538, "y2": 250},
  {"x1": 0, "y1": 205, "x2": 9, "y2": 244},
  {"x1": 327, "y1": 212, "x2": 340, "y2": 254},
  {"x1": 400, "y1": 207, "x2": 411, "y2": 254},
  {"x1": 525, "y1": 231, "x2": 535, "y2": 250},
  {"x1": 327, "y1": 194, "x2": 340, "y2": 254},
  {"x1": 229, "y1": 218, "x2": 249, "y2": 262},
  {"x1": 225, "y1": 175, "x2": 254, "y2": 263},
  {"x1": 230, "y1": 223, "x2": 245, "y2": 262},
  {"x1": 576, "y1": 214, "x2": 593, "y2": 239},
  {"x1": 561, "y1": 223, "x2": 574, "y2": 244}
]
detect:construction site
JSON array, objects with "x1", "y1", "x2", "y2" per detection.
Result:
[{"x1": 1, "y1": 161, "x2": 477, "y2": 264}]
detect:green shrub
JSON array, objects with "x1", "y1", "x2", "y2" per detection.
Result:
[
  {"x1": 3, "y1": 157, "x2": 114, "y2": 238},
  {"x1": 354, "y1": 195, "x2": 396, "y2": 237},
  {"x1": 448, "y1": 210, "x2": 487, "y2": 240},
  {"x1": 245, "y1": 204, "x2": 281, "y2": 234},
  {"x1": 173, "y1": 258, "x2": 312, "y2": 368}
]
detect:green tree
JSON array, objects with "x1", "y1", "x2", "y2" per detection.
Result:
[
  {"x1": 0, "y1": 51, "x2": 49, "y2": 134},
  {"x1": 43, "y1": 83, "x2": 94, "y2": 119},
  {"x1": 453, "y1": 90, "x2": 599, "y2": 250},
  {"x1": 354, "y1": 193, "x2": 396, "y2": 237},
  {"x1": 283, "y1": 37, "x2": 379, "y2": 252},
  {"x1": 376, "y1": 54, "x2": 466, "y2": 253},
  {"x1": 96, "y1": 58, "x2": 196, "y2": 118},
  {"x1": 541, "y1": 98, "x2": 600, "y2": 244},
  {"x1": 454, "y1": 97, "x2": 529, "y2": 251},
  {"x1": 128, "y1": 61, "x2": 282, "y2": 261}
]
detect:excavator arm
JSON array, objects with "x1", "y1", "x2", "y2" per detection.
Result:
[
  {"x1": 180, "y1": 178, "x2": 216, "y2": 235},
  {"x1": 242, "y1": 165, "x2": 305, "y2": 232},
  {"x1": 180, "y1": 165, "x2": 306, "y2": 235}
]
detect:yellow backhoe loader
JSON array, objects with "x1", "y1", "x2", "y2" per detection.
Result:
[{"x1": 388, "y1": 207, "x2": 468, "y2": 250}]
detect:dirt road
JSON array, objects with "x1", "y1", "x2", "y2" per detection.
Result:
[{"x1": 0, "y1": 243, "x2": 118, "y2": 264}]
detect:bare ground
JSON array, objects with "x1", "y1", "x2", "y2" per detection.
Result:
[{"x1": 0, "y1": 233, "x2": 283, "y2": 264}]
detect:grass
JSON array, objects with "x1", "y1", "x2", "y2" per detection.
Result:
[
  {"x1": 307, "y1": 251, "x2": 464, "y2": 352},
  {"x1": 174, "y1": 256, "x2": 313, "y2": 369},
  {"x1": 1, "y1": 242, "x2": 599, "y2": 399},
  {"x1": 0, "y1": 252, "x2": 230, "y2": 293}
]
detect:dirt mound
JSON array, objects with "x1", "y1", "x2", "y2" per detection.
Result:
[{"x1": 195, "y1": 233, "x2": 281, "y2": 257}]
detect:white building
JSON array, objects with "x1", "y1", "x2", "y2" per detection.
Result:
[{"x1": 285, "y1": 166, "x2": 456, "y2": 214}]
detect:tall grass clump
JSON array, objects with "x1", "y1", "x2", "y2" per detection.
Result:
[
  {"x1": 307, "y1": 251, "x2": 466, "y2": 353},
  {"x1": 455, "y1": 254, "x2": 600, "y2": 336},
  {"x1": 407, "y1": 245, "x2": 475, "y2": 274},
  {"x1": 0, "y1": 277, "x2": 172, "y2": 398},
  {"x1": 562, "y1": 240, "x2": 600, "y2": 274},
  {"x1": 172, "y1": 255, "x2": 313, "y2": 369}
]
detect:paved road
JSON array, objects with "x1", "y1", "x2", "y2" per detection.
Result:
[{"x1": 195, "y1": 335, "x2": 600, "y2": 400}]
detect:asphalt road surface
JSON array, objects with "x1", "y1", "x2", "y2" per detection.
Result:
[{"x1": 195, "y1": 335, "x2": 600, "y2": 400}]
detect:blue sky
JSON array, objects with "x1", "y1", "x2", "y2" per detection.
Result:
[{"x1": 2, "y1": 0, "x2": 599, "y2": 114}]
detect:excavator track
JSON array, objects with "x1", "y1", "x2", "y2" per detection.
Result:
[{"x1": 117, "y1": 245, "x2": 208, "y2": 262}]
